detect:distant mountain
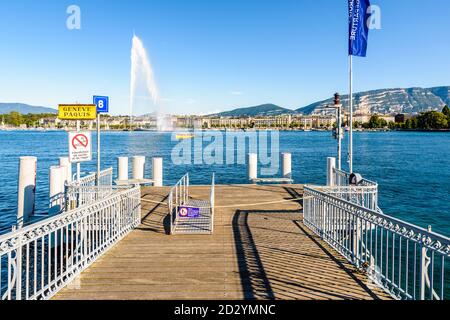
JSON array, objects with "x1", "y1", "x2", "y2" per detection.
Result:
[
  {"x1": 429, "y1": 86, "x2": 450, "y2": 105},
  {"x1": 211, "y1": 104, "x2": 297, "y2": 117},
  {"x1": 297, "y1": 86, "x2": 450, "y2": 115},
  {"x1": 0, "y1": 103, "x2": 56, "y2": 114}
]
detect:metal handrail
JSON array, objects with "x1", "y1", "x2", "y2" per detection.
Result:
[
  {"x1": 168, "y1": 173, "x2": 190, "y2": 235},
  {"x1": 303, "y1": 184, "x2": 450, "y2": 300},
  {"x1": 210, "y1": 173, "x2": 216, "y2": 234},
  {"x1": 0, "y1": 185, "x2": 141, "y2": 300},
  {"x1": 315, "y1": 185, "x2": 378, "y2": 211}
]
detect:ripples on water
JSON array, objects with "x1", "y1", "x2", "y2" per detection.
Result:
[{"x1": 0, "y1": 131, "x2": 449, "y2": 236}]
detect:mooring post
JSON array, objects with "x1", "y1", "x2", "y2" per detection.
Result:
[
  {"x1": 132, "y1": 156, "x2": 145, "y2": 180},
  {"x1": 327, "y1": 157, "x2": 336, "y2": 186},
  {"x1": 59, "y1": 157, "x2": 72, "y2": 183},
  {"x1": 17, "y1": 156, "x2": 37, "y2": 228},
  {"x1": 152, "y1": 157, "x2": 163, "y2": 187},
  {"x1": 49, "y1": 166, "x2": 65, "y2": 215},
  {"x1": 248, "y1": 153, "x2": 258, "y2": 181},
  {"x1": 118, "y1": 157, "x2": 129, "y2": 181},
  {"x1": 282, "y1": 153, "x2": 292, "y2": 180}
]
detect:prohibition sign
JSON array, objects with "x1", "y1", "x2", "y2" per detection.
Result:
[
  {"x1": 179, "y1": 207, "x2": 189, "y2": 218},
  {"x1": 69, "y1": 131, "x2": 92, "y2": 163},
  {"x1": 72, "y1": 134, "x2": 89, "y2": 150}
]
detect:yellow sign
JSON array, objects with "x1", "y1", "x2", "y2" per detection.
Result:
[{"x1": 58, "y1": 105, "x2": 97, "y2": 120}]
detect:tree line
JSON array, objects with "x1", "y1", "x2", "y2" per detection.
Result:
[
  {"x1": 401, "y1": 106, "x2": 450, "y2": 130},
  {"x1": 354, "y1": 106, "x2": 450, "y2": 130},
  {"x1": 1, "y1": 112, "x2": 56, "y2": 127}
]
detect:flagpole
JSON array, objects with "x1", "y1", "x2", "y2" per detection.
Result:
[{"x1": 349, "y1": 54, "x2": 353, "y2": 173}]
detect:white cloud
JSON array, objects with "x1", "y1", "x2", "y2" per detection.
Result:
[
  {"x1": 186, "y1": 98, "x2": 196, "y2": 105},
  {"x1": 230, "y1": 91, "x2": 244, "y2": 96}
]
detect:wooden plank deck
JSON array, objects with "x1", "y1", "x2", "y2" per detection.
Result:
[{"x1": 54, "y1": 184, "x2": 392, "y2": 300}]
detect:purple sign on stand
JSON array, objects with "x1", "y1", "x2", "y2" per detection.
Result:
[{"x1": 179, "y1": 206, "x2": 201, "y2": 218}]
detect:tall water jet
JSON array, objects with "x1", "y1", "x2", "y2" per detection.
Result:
[{"x1": 130, "y1": 34, "x2": 172, "y2": 131}]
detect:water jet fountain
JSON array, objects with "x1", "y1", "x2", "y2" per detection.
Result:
[{"x1": 130, "y1": 34, "x2": 172, "y2": 131}]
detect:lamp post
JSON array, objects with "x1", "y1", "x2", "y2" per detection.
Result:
[{"x1": 324, "y1": 93, "x2": 343, "y2": 170}]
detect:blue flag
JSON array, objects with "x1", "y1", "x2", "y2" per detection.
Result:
[{"x1": 348, "y1": 0, "x2": 371, "y2": 57}]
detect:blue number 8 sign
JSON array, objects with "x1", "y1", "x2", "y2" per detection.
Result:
[{"x1": 93, "y1": 96, "x2": 109, "y2": 113}]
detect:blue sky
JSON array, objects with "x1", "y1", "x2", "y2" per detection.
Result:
[{"x1": 0, "y1": 0, "x2": 449, "y2": 115}]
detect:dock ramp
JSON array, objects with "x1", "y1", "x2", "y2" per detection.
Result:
[{"x1": 168, "y1": 173, "x2": 215, "y2": 235}]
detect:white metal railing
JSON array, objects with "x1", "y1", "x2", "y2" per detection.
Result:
[
  {"x1": 168, "y1": 173, "x2": 190, "y2": 235},
  {"x1": 334, "y1": 168, "x2": 377, "y2": 188},
  {"x1": 210, "y1": 173, "x2": 215, "y2": 234},
  {"x1": 48, "y1": 168, "x2": 114, "y2": 215},
  {"x1": 64, "y1": 168, "x2": 114, "y2": 211},
  {"x1": 303, "y1": 184, "x2": 450, "y2": 300},
  {"x1": 0, "y1": 185, "x2": 141, "y2": 300},
  {"x1": 77, "y1": 168, "x2": 113, "y2": 188},
  {"x1": 315, "y1": 185, "x2": 378, "y2": 211}
]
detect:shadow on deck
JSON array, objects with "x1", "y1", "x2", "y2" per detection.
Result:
[{"x1": 232, "y1": 209, "x2": 384, "y2": 300}]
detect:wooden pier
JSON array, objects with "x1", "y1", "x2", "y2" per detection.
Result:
[{"x1": 54, "y1": 184, "x2": 392, "y2": 300}]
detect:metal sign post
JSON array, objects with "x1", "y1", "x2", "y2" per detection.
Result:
[
  {"x1": 97, "y1": 112, "x2": 100, "y2": 185},
  {"x1": 76, "y1": 120, "x2": 81, "y2": 181},
  {"x1": 58, "y1": 104, "x2": 97, "y2": 182},
  {"x1": 93, "y1": 96, "x2": 109, "y2": 186},
  {"x1": 337, "y1": 103, "x2": 343, "y2": 170}
]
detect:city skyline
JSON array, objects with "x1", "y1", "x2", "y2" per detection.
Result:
[{"x1": 0, "y1": 0, "x2": 449, "y2": 115}]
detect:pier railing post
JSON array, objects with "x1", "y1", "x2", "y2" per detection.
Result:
[
  {"x1": 420, "y1": 244, "x2": 427, "y2": 300},
  {"x1": 17, "y1": 156, "x2": 37, "y2": 227},
  {"x1": 15, "y1": 236, "x2": 23, "y2": 300}
]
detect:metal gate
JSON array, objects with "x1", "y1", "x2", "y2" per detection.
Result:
[{"x1": 168, "y1": 173, "x2": 215, "y2": 235}]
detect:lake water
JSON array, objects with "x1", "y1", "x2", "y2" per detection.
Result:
[{"x1": 0, "y1": 130, "x2": 449, "y2": 236}]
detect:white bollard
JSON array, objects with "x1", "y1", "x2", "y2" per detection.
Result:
[
  {"x1": 248, "y1": 153, "x2": 258, "y2": 181},
  {"x1": 49, "y1": 166, "x2": 67, "y2": 203},
  {"x1": 59, "y1": 157, "x2": 72, "y2": 183},
  {"x1": 60, "y1": 166, "x2": 68, "y2": 188},
  {"x1": 132, "y1": 156, "x2": 146, "y2": 180},
  {"x1": 282, "y1": 153, "x2": 292, "y2": 180},
  {"x1": 118, "y1": 157, "x2": 129, "y2": 181},
  {"x1": 327, "y1": 157, "x2": 336, "y2": 186},
  {"x1": 152, "y1": 157, "x2": 163, "y2": 187},
  {"x1": 17, "y1": 156, "x2": 37, "y2": 226}
]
